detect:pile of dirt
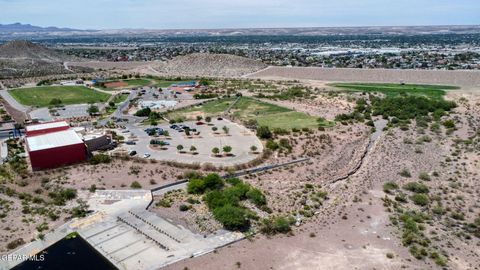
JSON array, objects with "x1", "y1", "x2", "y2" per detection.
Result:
[{"x1": 154, "y1": 53, "x2": 266, "y2": 77}]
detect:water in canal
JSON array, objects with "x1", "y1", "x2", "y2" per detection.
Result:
[{"x1": 12, "y1": 235, "x2": 117, "y2": 270}]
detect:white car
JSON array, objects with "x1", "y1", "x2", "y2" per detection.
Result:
[{"x1": 143, "y1": 153, "x2": 151, "y2": 158}]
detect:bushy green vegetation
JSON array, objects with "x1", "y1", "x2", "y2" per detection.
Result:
[
  {"x1": 256, "y1": 126, "x2": 273, "y2": 139},
  {"x1": 193, "y1": 93, "x2": 219, "y2": 99},
  {"x1": 383, "y1": 186, "x2": 447, "y2": 266},
  {"x1": 260, "y1": 215, "x2": 295, "y2": 235},
  {"x1": 403, "y1": 182, "x2": 429, "y2": 194},
  {"x1": 48, "y1": 188, "x2": 77, "y2": 206},
  {"x1": 9, "y1": 86, "x2": 110, "y2": 107},
  {"x1": 130, "y1": 181, "x2": 142, "y2": 189},
  {"x1": 371, "y1": 95, "x2": 456, "y2": 120},
  {"x1": 410, "y1": 194, "x2": 429, "y2": 206},
  {"x1": 186, "y1": 174, "x2": 267, "y2": 231},
  {"x1": 187, "y1": 174, "x2": 224, "y2": 194},
  {"x1": 334, "y1": 85, "x2": 457, "y2": 133},
  {"x1": 383, "y1": 181, "x2": 399, "y2": 194},
  {"x1": 135, "y1": 107, "x2": 152, "y2": 117},
  {"x1": 89, "y1": 154, "x2": 111, "y2": 165},
  {"x1": 256, "y1": 86, "x2": 312, "y2": 100}
]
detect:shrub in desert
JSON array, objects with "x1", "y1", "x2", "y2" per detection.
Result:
[
  {"x1": 203, "y1": 174, "x2": 224, "y2": 190},
  {"x1": 260, "y1": 216, "x2": 294, "y2": 235},
  {"x1": 130, "y1": 181, "x2": 142, "y2": 189},
  {"x1": 442, "y1": 119, "x2": 455, "y2": 129},
  {"x1": 266, "y1": 140, "x2": 279, "y2": 150},
  {"x1": 410, "y1": 193, "x2": 429, "y2": 206},
  {"x1": 213, "y1": 204, "x2": 250, "y2": 231},
  {"x1": 212, "y1": 147, "x2": 220, "y2": 156},
  {"x1": 403, "y1": 182, "x2": 429, "y2": 194},
  {"x1": 383, "y1": 182, "x2": 399, "y2": 194},
  {"x1": 190, "y1": 145, "x2": 197, "y2": 153},
  {"x1": 399, "y1": 168, "x2": 412, "y2": 178},
  {"x1": 89, "y1": 154, "x2": 111, "y2": 165},
  {"x1": 256, "y1": 126, "x2": 272, "y2": 139},
  {"x1": 250, "y1": 145, "x2": 258, "y2": 153},
  {"x1": 418, "y1": 172, "x2": 431, "y2": 181},
  {"x1": 187, "y1": 179, "x2": 206, "y2": 194},
  {"x1": 7, "y1": 239, "x2": 25, "y2": 250},
  {"x1": 196, "y1": 115, "x2": 203, "y2": 121},
  {"x1": 246, "y1": 188, "x2": 267, "y2": 207}
]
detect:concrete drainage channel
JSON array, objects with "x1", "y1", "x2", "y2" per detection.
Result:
[{"x1": 2, "y1": 158, "x2": 309, "y2": 270}]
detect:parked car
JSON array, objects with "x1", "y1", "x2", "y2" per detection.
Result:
[
  {"x1": 196, "y1": 121, "x2": 205, "y2": 125},
  {"x1": 143, "y1": 153, "x2": 151, "y2": 158},
  {"x1": 129, "y1": 150, "x2": 137, "y2": 156},
  {"x1": 217, "y1": 117, "x2": 223, "y2": 121},
  {"x1": 125, "y1": 141, "x2": 136, "y2": 145}
]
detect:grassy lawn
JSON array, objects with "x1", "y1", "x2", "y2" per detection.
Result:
[
  {"x1": 9, "y1": 86, "x2": 111, "y2": 107},
  {"x1": 330, "y1": 83, "x2": 459, "y2": 100},
  {"x1": 112, "y1": 93, "x2": 129, "y2": 104},
  {"x1": 123, "y1": 79, "x2": 152, "y2": 87},
  {"x1": 153, "y1": 80, "x2": 184, "y2": 88},
  {"x1": 168, "y1": 97, "x2": 330, "y2": 130}
]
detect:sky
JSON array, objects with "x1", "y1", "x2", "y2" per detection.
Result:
[{"x1": 0, "y1": 0, "x2": 479, "y2": 29}]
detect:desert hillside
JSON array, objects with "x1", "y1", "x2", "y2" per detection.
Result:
[
  {"x1": 0, "y1": 40, "x2": 90, "y2": 79},
  {"x1": 154, "y1": 53, "x2": 266, "y2": 77}
]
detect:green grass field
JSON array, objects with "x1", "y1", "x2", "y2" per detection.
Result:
[
  {"x1": 112, "y1": 93, "x2": 129, "y2": 104},
  {"x1": 330, "y1": 83, "x2": 459, "y2": 100},
  {"x1": 123, "y1": 79, "x2": 152, "y2": 87},
  {"x1": 168, "y1": 97, "x2": 331, "y2": 130},
  {"x1": 9, "y1": 86, "x2": 111, "y2": 107},
  {"x1": 153, "y1": 80, "x2": 184, "y2": 88}
]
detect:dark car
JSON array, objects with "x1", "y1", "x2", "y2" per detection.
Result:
[
  {"x1": 170, "y1": 125, "x2": 178, "y2": 129},
  {"x1": 125, "y1": 141, "x2": 136, "y2": 145},
  {"x1": 129, "y1": 150, "x2": 137, "y2": 156},
  {"x1": 217, "y1": 117, "x2": 223, "y2": 121}
]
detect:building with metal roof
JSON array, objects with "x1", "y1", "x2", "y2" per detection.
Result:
[
  {"x1": 25, "y1": 120, "x2": 70, "y2": 136},
  {"x1": 25, "y1": 122, "x2": 86, "y2": 170}
]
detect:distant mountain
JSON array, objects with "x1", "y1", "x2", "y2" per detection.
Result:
[
  {"x1": 0, "y1": 23, "x2": 80, "y2": 33},
  {"x1": 1, "y1": 23, "x2": 479, "y2": 40}
]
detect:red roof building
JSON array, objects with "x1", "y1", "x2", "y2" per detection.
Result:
[
  {"x1": 25, "y1": 121, "x2": 86, "y2": 170},
  {"x1": 25, "y1": 120, "x2": 70, "y2": 136}
]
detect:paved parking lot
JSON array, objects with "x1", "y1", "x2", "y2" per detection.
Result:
[
  {"x1": 120, "y1": 119, "x2": 263, "y2": 166},
  {"x1": 30, "y1": 104, "x2": 97, "y2": 121}
]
